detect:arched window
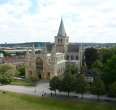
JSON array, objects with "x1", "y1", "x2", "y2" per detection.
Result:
[
  {"x1": 76, "y1": 56, "x2": 78, "y2": 60},
  {"x1": 36, "y1": 57, "x2": 43, "y2": 79},
  {"x1": 47, "y1": 72, "x2": 50, "y2": 79},
  {"x1": 71, "y1": 55, "x2": 74, "y2": 60},
  {"x1": 60, "y1": 39, "x2": 62, "y2": 44},
  {"x1": 66, "y1": 55, "x2": 69, "y2": 60},
  {"x1": 58, "y1": 39, "x2": 60, "y2": 44}
]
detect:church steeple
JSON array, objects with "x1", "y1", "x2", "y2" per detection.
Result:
[
  {"x1": 57, "y1": 18, "x2": 67, "y2": 37},
  {"x1": 55, "y1": 18, "x2": 69, "y2": 53}
]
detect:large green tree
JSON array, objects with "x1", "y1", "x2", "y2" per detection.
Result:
[
  {"x1": 0, "y1": 64, "x2": 16, "y2": 84},
  {"x1": 102, "y1": 55, "x2": 116, "y2": 86},
  {"x1": 109, "y1": 81, "x2": 116, "y2": 97},
  {"x1": 85, "y1": 48, "x2": 99, "y2": 69},
  {"x1": 99, "y1": 48, "x2": 116, "y2": 64},
  {"x1": 49, "y1": 76, "x2": 60, "y2": 95},
  {"x1": 90, "y1": 60, "x2": 104, "y2": 77},
  {"x1": 62, "y1": 73, "x2": 74, "y2": 96},
  {"x1": 92, "y1": 60, "x2": 103, "y2": 71},
  {"x1": 90, "y1": 76, "x2": 105, "y2": 100},
  {"x1": 74, "y1": 74, "x2": 87, "y2": 98}
]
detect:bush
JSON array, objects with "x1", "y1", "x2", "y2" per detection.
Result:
[{"x1": 0, "y1": 64, "x2": 16, "y2": 84}]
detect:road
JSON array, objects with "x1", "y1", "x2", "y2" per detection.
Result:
[
  {"x1": 0, "y1": 82, "x2": 51, "y2": 96},
  {"x1": 0, "y1": 81, "x2": 116, "y2": 102}
]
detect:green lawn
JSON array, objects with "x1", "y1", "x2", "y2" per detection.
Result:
[
  {"x1": 0, "y1": 92, "x2": 115, "y2": 110},
  {"x1": 11, "y1": 79, "x2": 36, "y2": 86}
]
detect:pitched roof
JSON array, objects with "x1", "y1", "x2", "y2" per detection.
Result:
[
  {"x1": 57, "y1": 18, "x2": 67, "y2": 37},
  {"x1": 67, "y1": 43, "x2": 79, "y2": 52}
]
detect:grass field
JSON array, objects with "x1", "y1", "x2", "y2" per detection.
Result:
[
  {"x1": 11, "y1": 79, "x2": 36, "y2": 86},
  {"x1": 0, "y1": 91, "x2": 115, "y2": 110}
]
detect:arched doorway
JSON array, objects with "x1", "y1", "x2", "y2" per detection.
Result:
[{"x1": 36, "y1": 57, "x2": 43, "y2": 79}]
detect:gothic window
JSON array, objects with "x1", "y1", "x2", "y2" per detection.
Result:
[
  {"x1": 36, "y1": 57, "x2": 43, "y2": 77},
  {"x1": 71, "y1": 55, "x2": 74, "y2": 60},
  {"x1": 39, "y1": 74, "x2": 41, "y2": 79},
  {"x1": 47, "y1": 72, "x2": 50, "y2": 79},
  {"x1": 66, "y1": 55, "x2": 69, "y2": 60},
  {"x1": 60, "y1": 39, "x2": 62, "y2": 44},
  {"x1": 76, "y1": 56, "x2": 78, "y2": 60}
]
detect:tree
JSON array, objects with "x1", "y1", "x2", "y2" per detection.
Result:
[
  {"x1": 102, "y1": 55, "x2": 116, "y2": 86},
  {"x1": 70, "y1": 64, "x2": 78, "y2": 75},
  {"x1": 109, "y1": 82, "x2": 116, "y2": 97},
  {"x1": 85, "y1": 48, "x2": 99, "y2": 69},
  {"x1": 65, "y1": 64, "x2": 78, "y2": 75},
  {"x1": 56, "y1": 78, "x2": 63, "y2": 92},
  {"x1": 88, "y1": 60, "x2": 104, "y2": 78},
  {"x1": 17, "y1": 65, "x2": 25, "y2": 77},
  {"x1": 90, "y1": 76, "x2": 105, "y2": 100},
  {"x1": 74, "y1": 74, "x2": 87, "y2": 98},
  {"x1": 0, "y1": 64, "x2": 16, "y2": 84},
  {"x1": 49, "y1": 76, "x2": 59, "y2": 95},
  {"x1": 99, "y1": 48, "x2": 116, "y2": 64},
  {"x1": 92, "y1": 60, "x2": 103, "y2": 71},
  {"x1": 62, "y1": 73, "x2": 74, "y2": 96}
]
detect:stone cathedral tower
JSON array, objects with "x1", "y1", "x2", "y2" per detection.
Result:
[
  {"x1": 25, "y1": 47, "x2": 38, "y2": 80},
  {"x1": 55, "y1": 18, "x2": 69, "y2": 53}
]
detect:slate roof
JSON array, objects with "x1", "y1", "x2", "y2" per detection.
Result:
[
  {"x1": 67, "y1": 43, "x2": 79, "y2": 52},
  {"x1": 57, "y1": 18, "x2": 67, "y2": 37}
]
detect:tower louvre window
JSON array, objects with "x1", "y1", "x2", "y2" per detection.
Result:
[{"x1": 60, "y1": 39, "x2": 62, "y2": 44}]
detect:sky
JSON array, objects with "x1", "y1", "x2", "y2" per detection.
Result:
[{"x1": 0, "y1": 0, "x2": 116, "y2": 43}]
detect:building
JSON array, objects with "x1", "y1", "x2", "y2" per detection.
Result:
[{"x1": 25, "y1": 19, "x2": 80, "y2": 80}]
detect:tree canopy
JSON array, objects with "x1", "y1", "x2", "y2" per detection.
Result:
[
  {"x1": 74, "y1": 74, "x2": 87, "y2": 98},
  {"x1": 90, "y1": 76, "x2": 105, "y2": 99},
  {"x1": 102, "y1": 55, "x2": 116, "y2": 85},
  {"x1": 0, "y1": 64, "x2": 16, "y2": 84},
  {"x1": 85, "y1": 48, "x2": 99, "y2": 68},
  {"x1": 49, "y1": 76, "x2": 60, "y2": 95}
]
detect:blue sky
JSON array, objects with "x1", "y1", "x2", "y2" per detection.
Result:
[{"x1": 0, "y1": 0, "x2": 116, "y2": 43}]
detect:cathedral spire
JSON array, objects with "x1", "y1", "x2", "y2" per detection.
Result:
[{"x1": 57, "y1": 18, "x2": 67, "y2": 37}]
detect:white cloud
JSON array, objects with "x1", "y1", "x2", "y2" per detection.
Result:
[{"x1": 0, "y1": 0, "x2": 116, "y2": 43}]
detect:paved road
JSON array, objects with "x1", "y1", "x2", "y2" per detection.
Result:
[
  {"x1": 0, "y1": 82, "x2": 116, "y2": 102},
  {"x1": 0, "y1": 82, "x2": 51, "y2": 96}
]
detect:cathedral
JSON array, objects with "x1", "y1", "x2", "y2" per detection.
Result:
[{"x1": 25, "y1": 19, "x2": 81, "y2": 80}]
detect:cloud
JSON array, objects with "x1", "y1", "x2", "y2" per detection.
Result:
[{"x1": 0, "y1": 0, "x2": 116, "y2": 43}]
